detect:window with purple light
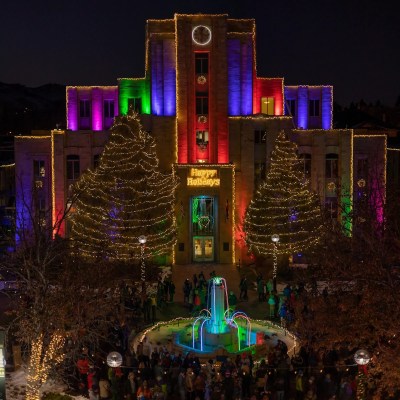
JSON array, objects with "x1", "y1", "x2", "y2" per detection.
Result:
[
  {"x1": 309, "y1": 99, "x2": 320, "y2": 117},
  {"x1": 104, "y1": 100, "x2": 115, "y2": 119},
  {"x1": 79, "y1": 100, "x2": 91, "y2": 118}
]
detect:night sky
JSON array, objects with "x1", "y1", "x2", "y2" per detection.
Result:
[{"x1": 1, "y1": 0, "x2": 398, "y2": 106}]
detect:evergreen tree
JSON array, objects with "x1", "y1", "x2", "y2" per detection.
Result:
[
  {"x1": 244, "y1": 131, "x2": 322, "y2": 256},
  {"x1": 71, "y1": 110, "x2": 178, "y2": 262}
]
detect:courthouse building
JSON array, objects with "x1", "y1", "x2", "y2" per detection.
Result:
[{"x1": 14, "y1": 14, "x2": 386, "y2": 264}]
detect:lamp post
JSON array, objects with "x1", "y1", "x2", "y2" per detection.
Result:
[
  {"x1": 354, "y1": 349, "x2": 371, "y2": 400},
  {"x1": 138, "y1": 235, "x2": 147, "y2": 295},
  {"x1": 107, "y1": 351, "x2": 123, "y2": 397},
  {"x1": 271, "y1": 234, "x2": 280, "y2": 292}
]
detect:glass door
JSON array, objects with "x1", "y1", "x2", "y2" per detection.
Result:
[{"x1": 193, "y1": 236, "x2": 214, "y2": 262}]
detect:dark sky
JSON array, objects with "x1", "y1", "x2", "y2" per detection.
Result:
[{"x1": 1, "y1": 0, "x2": 398, "y2": 106}]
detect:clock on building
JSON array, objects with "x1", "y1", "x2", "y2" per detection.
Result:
[{"x1": 192, "y1": 25, "x2": 212, "y2": 45}]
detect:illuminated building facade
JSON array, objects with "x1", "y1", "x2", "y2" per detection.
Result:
[{"x1": 14, "y1": 14, "x2": 386, "y2": 264}]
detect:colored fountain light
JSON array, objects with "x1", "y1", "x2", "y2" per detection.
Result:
[
  {"x1": 191, "y1": 277, "x2": 251, "y2": 352},
  {"x1": 134, "y1": 276, "x2": 297, "y2": 359}
]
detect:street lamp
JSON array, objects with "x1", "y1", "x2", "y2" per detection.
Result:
[
  {"x1": 138, "y1": 235, "x2": 147, "y2": 295},
  {"x1": 271, "y1": 234, "x2": 280, "y2": 292},
  {"x1": 354, "y1": 349, "x2": 371, "y2": 400},
  {"x1": 107, "y1": 351, "x2": 123, "y2": 396},
  {"x1": 107, "y1": 351, "x2": 123, "y2": 368}
]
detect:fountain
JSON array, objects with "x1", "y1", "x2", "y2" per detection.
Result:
[
  {"x1": 191, "y1": 277, "x2": 251, "y2": 352},
  {"x1": 134, "y1": 276, "x2": 296, "y2": 360}
]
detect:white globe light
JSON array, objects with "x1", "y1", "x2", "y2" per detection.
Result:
[
  {"x1": 354, "y1": 349, "x2": 371, "y2": 366},
  {"x1": 271, "y1": 234, "x2": 280, "y2": 243},
  {"x1": 138, "y1": 235, "x2": 147, "y2": 244},
  {"x1": 107, "y1": 351, "x2": 123, "y2": 367}
]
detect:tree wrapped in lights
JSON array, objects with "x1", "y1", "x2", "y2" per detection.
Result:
[
  {"x1": 26, "y1": 332, "x2": 65, "y2": 400},
  {"x1": 71, "y1": 110, "x2": 178, "y2": 262},
  {"x1": 244, "y1": 130, "x2": 322, "y2": 256}
]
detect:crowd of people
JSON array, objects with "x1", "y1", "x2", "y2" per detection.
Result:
[
  {"x1": 75, "y1": 338, "x2": 362, "y2": 400},
  {"x1": 72, "y1": 272, "x2": 365, "y2": 400}
]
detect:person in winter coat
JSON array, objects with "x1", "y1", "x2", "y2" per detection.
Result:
[
  {"x1": 268, "y1": 294, "x2": 276, "y2": 318},
  {"x1": 169, "y1": 281, "x2": 176, "y2": 303},
  {"x1": 136, "y1": 380, "x2": 151, "y2": 400},
  {"x1": 123, "y1": 371, "x2": 137, "y2": 400},
  {"x1": 239, "y1": 277, "x2": 248, "y2": 300},
  {"x1": 228, "y1": 291, "x2": 237, "y2": 311},
  {"x1": 178, "y1": 369, "x2": 186, "y2": 400},
  {"x1": 99, "y1": 376, "x2": 111, "y2": 400},
  {"x1": 185, "y1": 368, "x2": 195, "y2": 400},
  {"x1": 295, "y1": 370, "x2": 305, "y2": 400}
]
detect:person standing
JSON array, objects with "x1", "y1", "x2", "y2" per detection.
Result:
[
  {"x1": 268, "y1": 294, "x2": 276, "y2": 318},
  {"x1": 123, "y1": 371, "x2": 137, "y2": 400},
  {"x1": 185, "y1": 368, "x2": 195, "y2": 400},
  {"x1": 99, "y1": 375, "x2": 111, "y2": 400},
  {"x1": 295, "y1": 370, "x2": 305, "y2": 400},
  {"x1": 228, "y1": 291, "x2": 237, "y2": 311},
  {"x1": 178, "y1": 369, "x2": 186, "y2": 400},
  {"x1": 239, "y1": 276, "x2": 248, "y2": 300},
  {"x1": 169, "y1": 281, "x2": 176, "y2": 303},
  {"x1": 151, "y1": 295, "x2": 157, "y2": 324},
  {"x1": 257, "y1": 279, "x2": 265, "y2": 302}
]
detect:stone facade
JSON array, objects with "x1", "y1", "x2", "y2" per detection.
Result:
[{"x1": 13, "y1": 14, "x2": 387, "y2": 264}]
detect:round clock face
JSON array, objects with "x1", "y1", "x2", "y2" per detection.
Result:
[{"x1": 192, "y1": 25, "x2": 212, "y2": 46}]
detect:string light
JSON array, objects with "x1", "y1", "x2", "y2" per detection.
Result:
[
  {"x1": 15, "y1": 136, "x2": 51, "y2": 140},
  {"x1": 51, "y1": 129, "x2": 65, "y2": 236},
  {"x1": 174, "y1": 164, "x2": 235, "y2": 262},
  {"x1": 245, "y1": 131, "x2": 323, "y2": 256},
  {"x1": 136, "y1": 316, "x2": 297, "y2": 355},
  {"x1": 71, "y1": 110, "x2": 178, "y2": 261},
  {"x1": 26, "y1": 332, "x2": 65, "y2": 400}
]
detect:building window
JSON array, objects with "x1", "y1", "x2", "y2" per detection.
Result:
[
  {"x1": 285, "y1": 99, "x2": 296, "y2": 116},
  {"x1": 309, "y1": 99, "x2": 320, "y2": 117},
  {"x1": 33, "y1": 160, "x2": 45, "y2": 178},
  {"x1": 325, "y1": 197, "x2": 338, "y2": 219},
  {"x1": 326, "y1": 153, "x2": 338, "y2": 179},
  {"x1": 254, "y1": 130, "x2": 267, "y2": 144},
  {"x1": 195, "y1": 53, "x2": 209, "y2": 74},
  {"x1": 192, "y1": 196, "x2": 214, "y2": 235},
  {"x1": 299, "y1": 154, "x2": 311, "y2": 178},
  {"x1": 196, "y1": 131, "x2": 209, "y2": 149},
  {"x1": 128, "y1": 98, "x2": 142, "y2": 114},
  {"x1": 79, "y1": 99, "x2": 91, "y2": 118},
  {"x1": 196, "y1": 96, "x2": 208, "y2": 115},
  {"x1": 36, "y1": 197, "x2": 47, "y2": 227},
  {"x1": 357, "y1": 158, "x2": 368, "y2": 179},
  {"x1": 261, "y1": 97, "x2": 275, "y2": 115},
  {"x1": 93, "y1": 154, "x2": 101, "y2": 169},
  {"x1": 66, "y1": 155, "x2": 80, "y2": 180},
  {"x1": 254, "y1": 162, "x2": 266, "y2": 186},
  {"x1": 104, "y1": 100, "x2": 115, "y2": 118}
]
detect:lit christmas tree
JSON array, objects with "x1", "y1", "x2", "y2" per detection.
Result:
[
  {"x1": 244, "y1": 130, "x2": 322, "y2": 256},
  {"x1": 71, "y1": 110, "x2": 178, "y2": 262}
]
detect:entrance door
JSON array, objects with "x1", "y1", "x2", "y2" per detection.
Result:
[{"x1": 193, "y1": 236, "x2": 214, "y2": 262}]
